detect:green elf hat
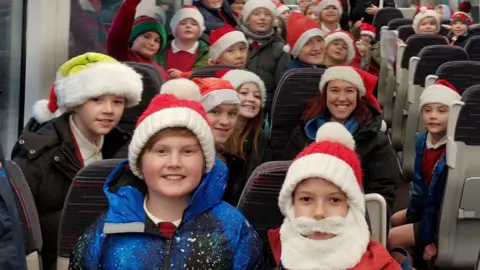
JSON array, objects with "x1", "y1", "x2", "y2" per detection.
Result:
[
  {"x1": 32, "y1": 52, "x2": 143, "y2": 124},
  {"x1": 129, "y1": 16, "x2": 167, "y2": 51}
]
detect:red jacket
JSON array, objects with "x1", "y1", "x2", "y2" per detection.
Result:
[{"x1": 268, "y1": 228, "x2": 401, "y2": 270}]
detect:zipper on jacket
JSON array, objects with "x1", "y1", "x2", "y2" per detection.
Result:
[{"x1": 163, "y1": 239, "x2": 172, "y2": 270}]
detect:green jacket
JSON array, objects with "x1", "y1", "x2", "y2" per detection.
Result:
[{"x1": 156, "y1": 35, "x2": 210, "y2": 70}]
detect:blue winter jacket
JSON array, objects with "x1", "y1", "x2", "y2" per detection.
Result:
[
  {"x1": 406, "y1": 132, "x2": 448, "y2": 246},
  {"x1": 69, "y1": 158, "x2": 267, "y2": 269},
  {"x1": 285, "y1": 58, "x2": 326, "y2": 71}
]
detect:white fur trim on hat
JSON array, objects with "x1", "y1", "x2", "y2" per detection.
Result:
[
  {"x1": 290, "y1": 28, "x2": 325, "y2": 58},
  {"x1": 242, "y1": 0, "x2": 277, "y2": 23},
  {"x1": 324, "y1": 32, "x2": 355, "y2": 64},
  {"x1": 201, "y1": 89, "x2": 240, "y2": 112},
  {"x1": 55, "y1": 62, "x2": 143, "y2": 109},
  {"x1": 170, "y1": 8, "x2": 205, "y2": 38},
  {"x1": 209, "y1": 31, "x2": 248, "y2": 62},
  {"x1": 128, "y1": 107, "x2": 216, "y2": 178},
  {"x1": 221, "y1": 69, "x2": 267, "y2": 108},
  {"x1": 276, "y1": 5, "x2": 290, "y2": 16},
  {"x1": 413, "y1": 8, "x2": 441, "y2": 33},
  {"x1": 32, "y1": 99, "x2": 63, "y2": 124},
  {"x1": 316, "y1": 0, "x2": 343, "y2": 17},
  {"x1": 419, "y1": 84, "x2": 461, "y2": 109},
  {"x1": 278, "y1": 153, "x2": 366, "y2": 216},
  {"x1": 360, "y1": 30, "x2": 375, "y2": 39},
  {"x1": 316, "y1": 122, "x2": 355, "y2": 150},
  {"x1": 160, "y1": 78, "x2": 201, "y2": 101},
  {"x1": 319, "y1": 66, "x2": 366, "y2": 96}
]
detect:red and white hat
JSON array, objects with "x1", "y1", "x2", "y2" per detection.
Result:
[
  {"x1": 217, "y1": 69, "x2": 267, "y2": 108},
  {"x1": 209, "y1": 25, "x2": 248, "y2": 62},
  {"x1": 359, "y1": 23, "x2": 376, "y2": 40},
  {"x1": 170, "y1": 5, "x2": 205, "y2": 38},
  {"x1": 413, "y1": 5, "x2": 441, "y2": 33},
  {"x1": 450, "y1": 11, "x2": 473, "y2": 26},
  {"x1": 242, "y1": 0, "x2": 277, "y2": 23},
  {"x1": 324, "y1": 31, "x2": 356, "y2": 64},
  {"x1": 32, "y1": 53, "x2": 143, "y2": 124},
  {"x1": 319, "y1": 66, "x2": 364, "y2": 97},
  {"x1": 419, "y1": 79, "x2": 461, "y2": 109},
  {"x1": 278, "y1": 122, "x2": 365, "y2": 215},
  {"x1": 316, "y1": 0, "x2": 343, "y2": 17},
  {"x1": 276, "y1": 2, "x2": 290, "y2": 16},
  {"x1": 194, "y1": 77, "x2": 241, "y2": 112},
  {"x1": 128, "y1": 79, "x2": 216, "y2": 178},
  {"x1": 283, "y1": 12, "x2": 324, "y2": 58}
]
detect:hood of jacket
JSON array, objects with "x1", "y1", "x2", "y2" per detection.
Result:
[{"x1": 102, "y1": 157, "x2": 228, "y2": 232}]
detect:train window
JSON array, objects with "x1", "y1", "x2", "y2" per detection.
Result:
[{"x1": 0, "y1": 0, "x2": 24, "y2": 155}]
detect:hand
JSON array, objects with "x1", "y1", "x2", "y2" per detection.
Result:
[
  {"x1": 423, "y1": 243, "x2": 437, "y2": 261},
  {"x1": 366, "y1": 5, "x2": 378, "y2": 15},
  {"x1": 354, "y1": 18, "x2": 364, "y2": 28},
  {"x1": 396, "y1": 38, "x2": 405, "y2": 46},
  {"x1": 167, "y1": 68, "x2": 182, "y2": 79}
]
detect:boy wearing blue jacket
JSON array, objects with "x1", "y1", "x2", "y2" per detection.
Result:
[
  {"x1": 69, "y1": 79, "x2": 267, "y2": 269},
  {"x1": 388, "y1": 80, "x2": 461, "y2": 263}
]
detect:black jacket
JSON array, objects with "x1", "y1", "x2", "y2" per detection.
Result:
[
  {"x1": 11, "y1": 113, "x2": 130, "y2": 270},
  {"x1": 194, "y1": 0, "x2": 237, "y2": 35},
  {"x1": 283, "y1": 105, "x2": 399, "y2": 215}
]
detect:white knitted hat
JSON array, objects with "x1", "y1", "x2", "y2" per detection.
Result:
[
  {"x1": 413, "y1": 6, "x2": 441, "y2": 33},
  {"x1": 219, "y1": 69, "x2": 267, "y2": 108},
  {"x1": 170, "y1": 6, "x2": 205, "y2": 38}
]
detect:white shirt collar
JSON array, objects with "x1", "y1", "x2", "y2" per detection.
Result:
[
  {"x1": 321, "y1": 23, "x2": 341, "y2": 34},
  {"x1": 69, "y1": 115, "x2": 104, "y2": 166},
  {"x1": 143, "y1": 198, "x2": 182, "y2": 227},
  {"x1": 426, "y1": 133, "x2": 447, "y2": 149},
  {"x1": 171, "y1": 40, "x2": 198, "y2": 54}
]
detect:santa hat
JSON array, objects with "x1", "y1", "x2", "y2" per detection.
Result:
[
  {"x1": 276, "y1": 2, "x2": 290, "y2": 16},
  {"x1": 128, "y1": 80, "x2": 216, "y2": 178},
  {"x1": 278, "y1": 122, "x2": 365, "y2": 215},
  {"x1": 359, "y1": 23, "x2": 376, "y2": 40},
  {"x1": 315, "y1": 0, "x2": 343, "y2": 17},
  {"x1": 419, "y1": 79, "x2": 461, "y2": 109},
  {"x1": 450, "y1": 11, "x2": 473, "y2": 26},
  {"x1": 242, "y1": 0, "x2": 277, "y2": 23},
  {"x1": 324, "y1": 31, "x2": 356, "y2": 64},
  {"x1": 170, "y1": 6, "x2": 205, "y2": 38},
  {"x1": 32, "y1": 53, "x2": 143, "y2": 124},
  {"x1": 217, "y1": 69, "x2": 267, "y2": 108},
  {"x1": 129, "y1": 16, "x2": 167, "y2": 51},
  {"x1": 283, "y1": 12, "x2": 324, "y2": 58},
  {"x1": 413, "y1": 6, "x2": 441, "y2": 33},
  {"x1": 194, "y1": 78, "x2": 241, "y2": 112},
  {"x1": 209, "y1": 25, "x2": 248, "y2": 62}
]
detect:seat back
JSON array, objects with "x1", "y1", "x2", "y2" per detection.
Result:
[
  {"x1": 57, "y1": 159, "x2": 123, "y2": 266},
  {"x1": 119, "y1": 62, "x2": 164, "y2": 135},
  {"x1": 398, "y1": 7, "x2": 416, "y2": 19},
  {"x1": 189, "y1": 65, "x2": 240, "y2": 79},
  {"x1": 388, "y1": 18, "x2": 412, "y2": 30},
  {"x1": 397, "y1": 25, "x2": 415, "y2": 43},
  {"x1": 372, "y1": 8, "x2": 404, "y2": 41},
  {"x1": 365, "y1": 193, "x2": 387, "y2": 246},
  {"x1": 464, "y1": 36, "x2": 480, "y2": 61},
  {"x1": 437, "y1": 85, "x2": 480, "y2": 269},
  {"x1": 269, "y1": 68, "x2": 325, "y2": 160},
  {"x1": 435, "y1": 61, "x2": 480, "y2": 94}
]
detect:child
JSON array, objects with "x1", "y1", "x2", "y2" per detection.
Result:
[
  {"x1": 449, "y1": 11, "x2": 474, "y2": 47},
  {"x1": 304, "y1": 3, "x2": 317, "y2": 21},
  {"x1": 435, "y1": 4, "x2": 452, "y2": 21},
  {"x1": 412, "y1": 6, "x2": 441, "y2": 34},
  {"x1": 316, "y1": 0, "x2": 343, "y2": 34},
  {"x1": 284, "y1": 12, "x2": 326, "y2": 70},
  {"x1": 157, "y1": 6, "x2": 209, "y2": 79},
  {"x1": 323, "y1": 30, "x2": 356, "y2": 67},
  {"x1": 208, "y1": 25, "x2": 249, "y2": 68},
  {"x1": 298, "y1": 0, "x2": 314, "y2": 14},
  {"x1": 193, "y1": 0, "x2": 238, "y2": 34},
  {"x1": 107, "y1": 0, "x2": 169, "y2": 80},
  {"x1": 388, "y1": 80, "x2": 461, "y2": 263},
  {"x1": 13, "y1": 53, "x2": 143, "y2": 270},
  {"x1": 357, "y1": 23, "x2": 376, "y2": 70},
  {"x1": 276, "y1": 2, "x2": 291, "y2": 21},
  {"x1": 69, "y1": 79, "x2": 267, "y2": 269},
  {"x1": 269, "y1": 122, "x2": 401, "y2": 269},
  {"x1": 231, "y1": 0, "x2": 246, "y2": 21}
]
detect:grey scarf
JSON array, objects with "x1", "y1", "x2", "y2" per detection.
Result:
[{"x1": 239, "y1": 22, "x2": 276, "y2": 45}]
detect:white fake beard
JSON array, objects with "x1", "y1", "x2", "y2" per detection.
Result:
[{"x1": 279, "y1": 207, "x2": 370, "y2": 270}]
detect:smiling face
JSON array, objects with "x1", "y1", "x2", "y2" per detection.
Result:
[
  {"x1": 325, "y1": 39, "x2": 348, "y2": 63},
  {"x1": 237, "y1": 82, "x2": 262, "y2": 119},
  {"x1": 422, "y1": 103, "x2": 449, "y2": 138},
  {"x1": 418, "y1": 17, "x2": 438, "y2": 34},
  {"x1": 246, "y1": 8, "x2": 274, "y2": 33},
  {"x1": 451, "y1": 21, "x2": 468, "y2": 37},
  {"x1": 131, "y1": 31, "x2": 161, "y2": 59},
  {"x1": 325, "y1": 80, "x2": 358, "y2": 123},
  {"x1": 140, "y1": 128, "x2": 205, "y2": 199},
  {"x1": 320, "y1": 6, "x2": 339, "y2": 23},
  {"x1": 298, "y1": 36, "x2": 325, "y2": 65},
  {"x1": 216, "y1": 42, "x2": 248, "y2": 68},
  {"x1": 207, "y1": 104, "x2": 239, "y2": 144}
]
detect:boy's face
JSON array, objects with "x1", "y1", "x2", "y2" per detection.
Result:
[
  {"x1": 246, "y1": 8, "x2": 274, "y2": 33},
  {"x1": 422, "y1": 103, "x2": 449, "y2": 136},
  {"x1": 293, "y1": 177, "x2": 349, "y2": 240},
  {"x1": 452, "y1": 21, "x2": 468, "y2": 37},
  {"x1": 201, "y1": 0, "x2": 222, "y2": 9},
  {"x1": 141, "y1": 133, "x2": 205, "y2": 198},
  {"x1": 176, "y1": 18, "x2": 201, "y2": 40},
  {"x1": 326, "y1": 39, "x2": 348, "y2": 62},
  {"x1": 418, "y1": 17, "x2": 438, "y2": 34},
  {"x1": 320, "y1": 6, "x2": 339, "y2": 23},
  {"x1": 131, "y1": 31, "x2": 161, "y2": 59},
  {"x1": 359, "y1": 35, "x2": 373, "y2": 44},
  {"x1": 298, "y1": 36, "x2": 325, "y2": 65},
  {"x1": 73, "y1": 95, "x2": 125, "y2": 137},
  {"x1": 206, "y1": 104, "x2": 239, "y2": 144},
  {"x1": 216, "y1": 42, "x2": 248, "y2": 68}
]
